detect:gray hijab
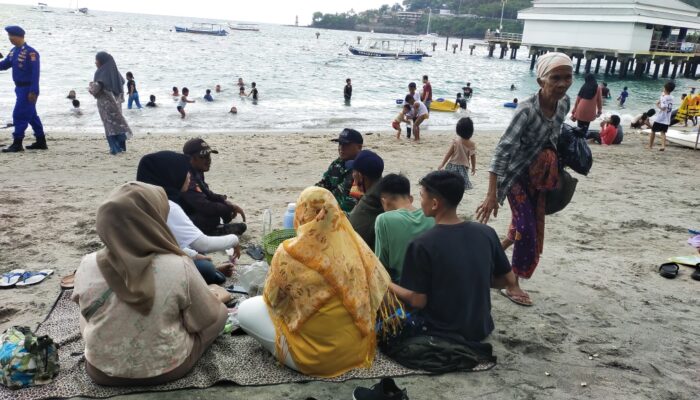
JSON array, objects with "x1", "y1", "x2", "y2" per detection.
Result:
[{"x1": 93, "y1": 51, "x2": 125, "y2": 97}]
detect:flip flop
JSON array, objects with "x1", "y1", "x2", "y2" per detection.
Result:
[
  {"x1": 499, "y1": 288, "x2": 533, "y2": 307},
  {"x1": 0, "y1": 269, "x2": 26, "y2": 288},
  {"x1": 60, "y1": 271, "x2": 76, "y2": 290},
  {"x1": 659, "y1": 263, "x2": 679, "y2": 279},
  {"x1": 16, "y1": 269, "x2": 54, "y2": 287},
  {"x1": 245, "y1": 245, "x2": 264, "y2": 261}
]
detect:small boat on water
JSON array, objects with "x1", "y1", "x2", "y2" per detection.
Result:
[
  {"x1": 349, "y1": 38, "x2": 429, "y2": 60},
  {"x1": 175, "y1": 23, "x2": 228, "y2": 36},
  {"x1": 228, "y1": 23, "x2": 260, "y2": 32},
  {"x1": 30, "y1": 3, "x2": 53, "y2": 12}
]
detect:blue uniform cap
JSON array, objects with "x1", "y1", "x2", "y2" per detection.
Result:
[{"x1": 5, "y1": 26, "x2": 25, "y2": 37}]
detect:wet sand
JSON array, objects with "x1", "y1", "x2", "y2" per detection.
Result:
[{"x1": 1, "y1": 129, "x2": 698, "y2": 399}]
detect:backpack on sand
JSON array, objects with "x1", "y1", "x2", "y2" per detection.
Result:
[{"x1": 0, "y1": 326, "x2": 59, "y2": 389}]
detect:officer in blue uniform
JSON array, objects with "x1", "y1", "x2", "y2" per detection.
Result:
[{"x1": 0, "y1": 26, "x2": 47, "y2": 152}]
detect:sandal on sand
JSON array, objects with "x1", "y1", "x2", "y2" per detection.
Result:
[
  {"x1": 659, "y1": 263, "x2": 679, "y2": 279},
  {"x1": 245, "y1": 245, "x2": 265, "y2": 261},
  {"x1": 500, "y1": 289, "x2": 533, "y2": 307},
  {"x1": 0, "y1": 269, "x2": 26, "y2": 288},
  {"x1": 60, "y1": 271, "x2": 76, "y2": 290},
  {"x1": 16, "y1": 269, "x2": 54, "y2": 287}
]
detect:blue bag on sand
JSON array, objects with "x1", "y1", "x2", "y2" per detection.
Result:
[
  {"x1": 558, "y1": 124, "x2": 593, "y2": 176},
  {"x1": 0, "y1": 326, "x2": 59, "y2": 389}
]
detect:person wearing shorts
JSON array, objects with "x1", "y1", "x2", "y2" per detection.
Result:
[
  {"x1": 404, "y1": 95, "x2": 428, "y2": 141},
  {"x1": 649, "y1": 81, "x2": 675, "y2": 151}
]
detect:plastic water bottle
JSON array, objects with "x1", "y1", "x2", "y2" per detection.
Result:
[{"x1": 283, "y1": 203, "x2": 296, "y2": 229}]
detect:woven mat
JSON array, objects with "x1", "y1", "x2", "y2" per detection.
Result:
[{"x1": 0, "y1": 290, "x2": 495, "y2": 400}]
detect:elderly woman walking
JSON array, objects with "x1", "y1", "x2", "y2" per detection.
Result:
[
  {"x1": 476, "y1": 52, "x2": 574, "y2": 306},
  {"x1": 89, "y1": 51, "x2": 132, "y2": 155},
  {"x1": 571, "y1": 73, "x2": 602, "y2": 132}
]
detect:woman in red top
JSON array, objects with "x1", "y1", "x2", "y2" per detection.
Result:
[{"x1": 571, "y1": 74, "x2": 602, "y2": 132}]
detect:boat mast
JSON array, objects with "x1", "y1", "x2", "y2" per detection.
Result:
[{"x1": 426, "y1": 8, "x2": 431, "y2": 35}]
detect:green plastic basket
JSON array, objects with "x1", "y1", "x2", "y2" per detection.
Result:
[{"x1": 262, "y1": 229, "x2": 296, "y2": 264}]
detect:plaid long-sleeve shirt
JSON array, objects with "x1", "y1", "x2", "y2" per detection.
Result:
[{"x1": 489, "y1": 92, "x2": 570, "y2": 204}]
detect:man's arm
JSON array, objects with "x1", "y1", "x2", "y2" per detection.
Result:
[
  {"x1": 0, "y1": 55, "x2": 10, "y2": 70},
  {"x1": 29, "y1": 50, "x2": 40, "y2": 96},
  {"x1": 181, "y1": 188, "x2": 235, "y2": 218},
  {"x1": 389, "y1": 282, "x2": 427, "y2": 309}
]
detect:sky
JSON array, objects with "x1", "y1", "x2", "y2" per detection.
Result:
[{"x1": 4, "y1": 0, "x2": 396, "y2": 25}]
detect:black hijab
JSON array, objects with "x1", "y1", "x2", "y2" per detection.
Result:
[
  {"x1": 578, "y1": 74, "x2": 598, "y2": 100},
  {"x1": 94, "y1": 51, "x2": 125, "y2": 97},
  {"x1": 136, "y1": 151, "x2": 190, "y2": 205}
]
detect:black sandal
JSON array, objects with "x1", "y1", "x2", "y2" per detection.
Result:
[
  {"x1": 659, "y1": 263, "x2": 679, "y2": 279},
  {"x1": 692, "y1": 265, "x2": 700, "y2": 281},
  {"x1": 245, "y1": 245, "x2": 264, "y2": 261}
]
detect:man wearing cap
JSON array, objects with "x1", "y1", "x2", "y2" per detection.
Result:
[
  {"x1": 348, "y1": 150, "x2": 384, "y2": 251},
  {"x1": 316, "y1": 128, "x2": 363, "y2": 213},
  {"x1": 181, "y1": 138, "x2": 248, "y2": 237},
  {"x1": 0, "y1": 26, "x2": 46, "y2": 153}
]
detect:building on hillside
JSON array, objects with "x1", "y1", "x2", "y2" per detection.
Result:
[
  {"x1": 486, "y1": 0, "x2": 700, "y2": 79},
  {"x1": 395, "y1": 11, "x2": 423, "y2": 23}
]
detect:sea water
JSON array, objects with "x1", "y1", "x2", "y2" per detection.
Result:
[{"x1": 1, "y1": 4, "x2": 697, "y2": 136}]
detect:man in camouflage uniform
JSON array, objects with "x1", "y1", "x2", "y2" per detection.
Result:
[{"x1": 316, "y1": 128, "x2": 363, "y2": 213}]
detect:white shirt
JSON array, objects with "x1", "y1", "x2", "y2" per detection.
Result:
[
  {"x1": 656, "y1": 94, "x2": 673, "y2": 125},
  {"x1": 414, "y1": 100, "x2": 429, "y2": 117},
  {"x1": 167, "y1": 201, "x2": 204, "y2": 249}
]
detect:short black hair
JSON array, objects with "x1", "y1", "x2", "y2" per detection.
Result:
[
  {"x1": 664, "y1": 81, "x2": 676, "y2": 93},
  {"x1": 150, "y1": 94, "x2": 156, "y2": 101},
  {"x1": 602, "y1": 82, "x2": 608, "y2": 87},
  {"x1": 72, "y1": 99, "x2": 80, "y2": 107},
  {"x1": 419, "y1": 171, "x2": 464, "y2": 208},
  {"x1": 346, "y1": 78, "x2": 351, "y2": 83},
  {"x1": 206, "y1": 89, "x2": 211, "y2": 94},
  {"x1": 423, "y1": 75, "x2": 428, "y2": 80},
  {"x1": 172, "y1": 86, "x2": 178, "y2": 91},
  {"x1": 404, "y1": 94, "x2": 414, "y2": 103},
  {"x1": 609, "y1": 115, "x2": 620, "y2": 127},
  {"x1": 456, "y1": 117, "x2": 474, "y2": 139},
  {"x1": 251, "y1": 82, "x2": 256, "y2": 87},
  {"x1": 456, "y1": 93, "x2": 462, "y2": 97},
  {"x1": 402, "y1": 103, "x2": 411, "y2": 110},
  {"x1": 408, "y1": 82, "x2": 416, "y2": 88},
  {"x1": 646, "y1": 109, "x2": 656, "y2": 117},
  {"x1": 623, "y1": 86, "x2": 628, "y2": 90},
  {"x1": 182, "y1": 87, "x2": 189, "y2": 93},
  {"x1": 378, "y1": 174, "x2": 411, "y2": 197},
  {"x1": 126, "y1": 71, "x2": 133, "y2": 79}
]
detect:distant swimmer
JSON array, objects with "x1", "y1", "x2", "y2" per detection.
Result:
[
  {"x1": 344, "y1": 78, "x2": 352, "y2": 104},
  {"x1": 454, "y1": 93, "x2": 467, "y2": 110},
  {"x1": 177, "y1": 87, "x2": 195, "y2": 119},
  {"x1": 71, "y1": 99, "x2": 82, "y2": 116},
  {"x1": 462, "y1": 82, "x2": 473, "y2": 100},
  {"x1": 510, "y1": 84, "x2": 516, "y2": 91},
  {"x1": 237, "y1": 78, "x2": 245, "y2": 96},
  {"x1": 67, "y1": 89, "x2": 76, "y2": 99},
  {"x1": 172, "y1": 86, "x2": 179, "y2": 99},
  {"x1": 204, "y1": 89, "x2": 214, "y2": 102},
  {"x1": 215, "y1": 84, "x2": 222, "y2": 93},
  {"x1": 229, "y1": 106, "x2": 238, "y2": 114},
  {"x1": 146, "y1": 94, "x2": 157, "y2": 107},
  {"x1": 504, "y1": 98, "x2": 518, "y2": 108},
  {"x1": 600, "y1": 82, "x2": 611, "y2": 99},
  {"x1": 248, "y1": 82, "x2": 258, "y2": 104}
]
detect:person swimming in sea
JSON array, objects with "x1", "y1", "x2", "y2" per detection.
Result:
[{"x1": 504, "y1": 98, "x2": 518, "y2": 108}]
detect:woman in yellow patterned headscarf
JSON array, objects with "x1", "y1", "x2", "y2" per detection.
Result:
[{"x1": 238, "y1": 187, "x2": 397, "y2": 377}]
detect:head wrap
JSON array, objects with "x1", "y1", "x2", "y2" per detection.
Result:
[
  {"x1": 93, "y1": 51, "x2": 125, "y2": 97},
  {"x1": 578, "y1": 73, "x2": 598, "y2": 100},
  {"x1": 95, "y1": 182, "x2": 185, "y2": 315},
  {"x1": 536, "y1": 52, "x2": 573, "y2": 79},
  {"x1": 5, "y1": 26, "x2": 25, "y2": 37},
  {"x1": 136, "y1": 151, "x2": 191, "y2": 205}
]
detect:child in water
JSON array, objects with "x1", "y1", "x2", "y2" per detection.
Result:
[
  {"x1": 455, "y1": 93, "x2": 467, "y2": 110},
  {"x1": 177, "y1": 87, "x2": 195, "y2": 119},
  {"x1": 71, "y1": 99, "x2": 82, "y2": 116},
  {"x1": 437, "y1": 117, "x2": 476, "y2": 191},
  {"x1": 238, "y1": 78, "x2": 246, "y2": 96},
  {"x1": 392, "y1": 104, "x2": 412, "y2": 139},
  {"x1": 204, "y1": 89, "x2": 214, "y2": 102},
  {"x1": 172, "y1": 86, "x2": 179, "y2": 100},
  {"x1": 146, "y1": 95, "x2": 157, "y2": 107},
  {"x1": 618, "y1": 87, "x2": 629, "y2": 107},
  {"x1": 248, "y1": 82, "x2": 258, "y2": 103}
]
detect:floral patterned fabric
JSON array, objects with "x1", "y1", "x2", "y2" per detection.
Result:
[{"x1": 89, "y1": 81, "x2": 132, "y2": 138}]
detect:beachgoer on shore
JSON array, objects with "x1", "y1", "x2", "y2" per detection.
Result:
[
  {"x1": 146, "y1": 95, "x2": 157, "y2": 107},
  {"x1": 649, "y1": 81, "x2": 675, "y2": 151},
  {"x1": 587, "y1": 114, "x2": 622, "y2": 145},
  {"x1": 392, "y1": 104, "x2": 411, "y2": 139},
  {"x1": 72, "y1": 181, "x2": 228, "y2": 386},
  {"x1": 181, "y1": 138, "x2": 247, "y2": 237},
  {"x1": 89, "y1": 51, "x2": 132, "y2": 155},
  {"x1": 421, "y1": 75, "x2": 433, "y2": 111},
  {"x1": 618, "y1": 86, "x2": 629, "y2": 107},
  {"x1": 316, "y1": 128, "x2": 363, "y2": 213},
  {"x1": 177, "y1": 87, "x2": 195, "y2": 119},
  {"x1": 349, "y1": 150, "x2": 385, "y2": 250},
  {"x1": 476, "y1": 51, "x2": 574, "y2": 306},
  {"x1": 631, "y1": 109, "x2": 655, "y2": 129},
  {"x1": 438, "y1": 117, "x2": 476, "y2": 191},
  {"x1": 373, "y1": 173, "x2": 435, "y2": 283},
  {"x1": 1, "y1": 25, "x2": 47, "y2": 152},
  {"x1": 571, "y1": 73, "x2": 602, "y2": 132},
  {"x1": 344, "y1": 78, "x2": 352, "y2": 104},
  {"x1": 404, "y1": 95, "x2": 429, "y2": 141},
  {"x1": 125, "y1": 71, "x2": 142, "y2": 109},
  {"x1": 237, "y1": 186, "x2": 398, "y2": 377},
  {"x1": 136, "y1": 151, "x2": 241, "y2": 284}
]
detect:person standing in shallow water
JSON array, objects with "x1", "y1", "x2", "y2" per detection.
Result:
[
  {"x1": 476, "y1": 52, "x2": 574, "y2": 306},
  {"x1": 570, "y1": 73, "x2": 602, "y2": 132},
  {"x1": 0, "y1": 25, "x2": 47, "y2": 152},
  {"x1": 89, "y1": 51, "x2": 132, "y2": 155},
  {"x1": 344, "y1": 78, "x2": 352, "y2": 105}
]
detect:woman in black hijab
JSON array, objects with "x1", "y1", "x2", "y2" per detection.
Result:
[
  {"x1": 136, "y1": 151, "x2": 191, "y2": 205},
  {"x1": 89, "y1": 51, "x2": 132, "y2": 154},
  {"x1": 571, "y1": 73, "x2": 603, "y2": 131}
]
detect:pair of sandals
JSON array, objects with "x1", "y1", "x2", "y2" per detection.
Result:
[
  {"x1": 659, "y1": 262, "x2": 700, "y2": 280},
  {"x1": 0, "y1": 269, "x2": 54, "y2": 288}
]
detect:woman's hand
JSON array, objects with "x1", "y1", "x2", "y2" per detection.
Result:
[{"x1": 476, "y1": 191, "x2": 499, "y2": 224}]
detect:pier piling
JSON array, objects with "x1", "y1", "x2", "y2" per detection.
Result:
[{"x1": 594, "y1": 57, "x2": 601, "y2": 74}]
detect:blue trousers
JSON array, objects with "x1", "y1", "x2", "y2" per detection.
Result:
[
  {"x1": 13, "y1": 86, "x2": 45, "y2": 140},
  {"x1": 106, "y1": 134, "x2": 127, "y2": 155},
  {"x1": 127, "y1": 92, "x2": 142, "y2": 109},
  {"x1": 193, "y1": 258, "x2": 226, "y2": 285}
]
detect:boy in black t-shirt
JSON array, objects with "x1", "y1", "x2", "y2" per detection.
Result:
[{"x1": 389, "y1": 170, "x2": 516, "y2": 342}]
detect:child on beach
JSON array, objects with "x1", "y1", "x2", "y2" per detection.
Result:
[
  {"x1": 146, "y1": 95, "x2": 157, "y2": 107},
  {"x1": 618, "y1": 87, "x2": 629, "y2": 107},
  {"x1": 71, "y1": 99, "x2": 82, "y2": 116},
  {"x1": 248, "y1": 82, "x2": 258, "y2": 103},
  {"x1": 177, "y1": 87, "x2": 195, "y2": 119},
  {"x1": 204, "y1": 89, "x2": 214, "y2": 102},
  {"x1": 438, "y1": 117, "x2": 476, "y2": 190},
  {"x1": 649, "y1": 81, "x2": 675, "y2": 151},
  {"x1": 392, "y1": 104, "x2": 412, "y2": 139}
]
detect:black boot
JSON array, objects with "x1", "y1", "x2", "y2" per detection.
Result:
[
  {"x1": 1, "y1": 138, "x2": 24, "y2": 153},
  {"x1": 26, "y1": 136, "x2": 48, "y2": 150}
]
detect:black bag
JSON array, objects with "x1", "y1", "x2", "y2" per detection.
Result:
[
  {"x1": 545, "y1": 168, "x2": 578, "y2": 215},
  {"x1": 558, "y1": 124, "x2": 593, "y2": 176}
]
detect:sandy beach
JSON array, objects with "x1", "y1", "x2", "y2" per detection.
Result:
[{"x1": 0, "y1": 129, "x2": 698, "y2": 399}]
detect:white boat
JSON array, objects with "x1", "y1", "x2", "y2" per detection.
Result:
[
  {"x1": 228, "y1": 23, "x2": 260, "y2": 32},
  {"x1": 30, "y1": 3, "x2": 53, "y2": 12},
  {"x1": 175, "y1": 23, "x2": 229, "y2": 36},
  {"x1": 656, "y1": 129, "x2": 700, "y2": 149},
  {"x1": 419, "y1": 9, "x2": 439, "y2": 41},
  {"x1": 349, "y1": 38, "x2": 430, "y2": 60}
]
